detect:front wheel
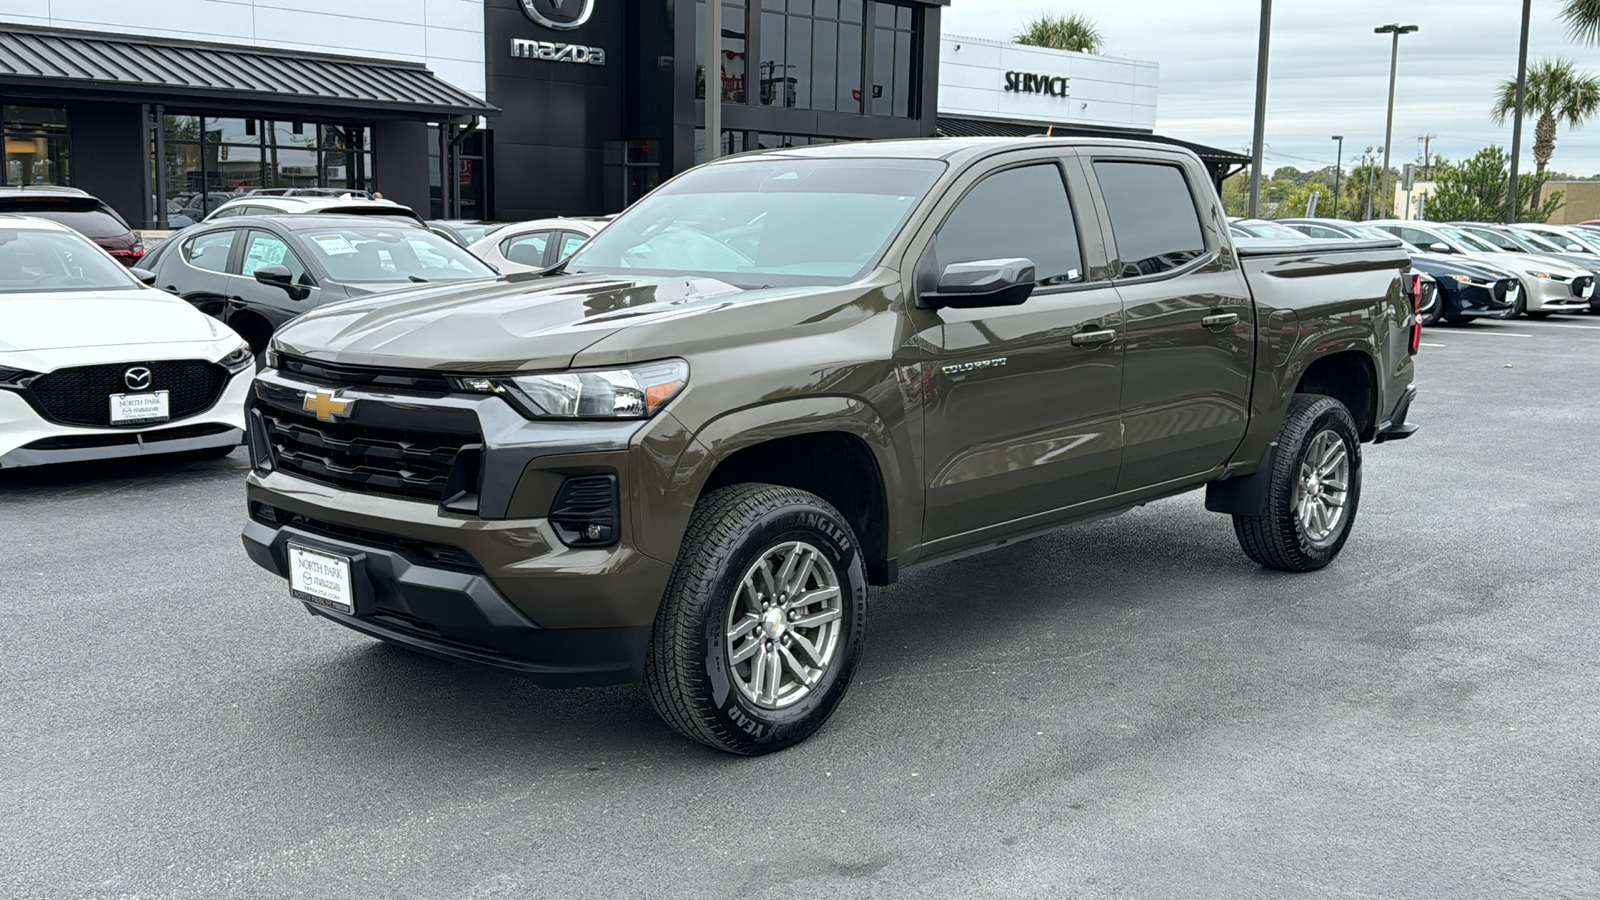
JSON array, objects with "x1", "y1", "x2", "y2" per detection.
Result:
[
  {"x1": 645, "y1": 484, "x2": 867, "y2": 755},
  {"x1": 1232, "y1": 394, "x2": 1362, "y2": 572}
]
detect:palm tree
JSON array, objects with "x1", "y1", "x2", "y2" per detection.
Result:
[
  {"x1": 1491, "y1": 58, "x2": 1600, "y2": 175},
  {"x1": 1015, "y1": 13, "x2": 1103, "y2": 54},
  {"x1": 1562, "y1": 0, "x2": 1600, "y2": 44}
]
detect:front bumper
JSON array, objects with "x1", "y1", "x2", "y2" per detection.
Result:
[
  {"x1": 0, "y1": 367, "x2": 249, "y2": 469},
  {"x1": 1524, "y1": 276, "x2": 1591, "y2": 312},
  {"x1": 241, "y1": 515, "x2": 650, "y2": 687}
]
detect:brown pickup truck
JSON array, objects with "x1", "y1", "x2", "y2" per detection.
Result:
[{"x1": 241, "y1": 138, "x2": 1418, "y2": 755}]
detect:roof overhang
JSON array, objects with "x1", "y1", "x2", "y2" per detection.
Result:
[{"x1": 0, "y1": 25, "x2": 496, "y2": 123}]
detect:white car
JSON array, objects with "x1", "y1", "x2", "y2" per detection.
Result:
[
  {"x1": 0, "y1": 216, "x2": 255, "y2": 469},
  {"x1": 205, "y1": 195, "x2": 423, "y2": 225},
  {"x1": 469, "y1": 217, "x2": 608, "y2": 274},
  {"x1": 1370, "y1": 220, "x2": 1594, "y2": 317}
]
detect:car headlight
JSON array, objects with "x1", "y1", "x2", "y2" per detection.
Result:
[
  {"x1": 0, "y1": 366, "x2": 41, "y2": 391},
  {"x1": 219, "y1": 345, "x2": 255, "y2": 373},
  {"x1": 454, "y1": 360, "x2": 689, "y2": 420},
  {"x1": 1527, "y1": 271, "x2": 1553, "y2": 279},
  {"x1": 1449, "y1": 275, "x2": 1472, "y2": 282}
]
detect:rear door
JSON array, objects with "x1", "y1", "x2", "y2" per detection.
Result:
[
  {"x1": 1084, "y1": 152, "x2": 1254, "y2": 492},
  {"x1": 157, "y1": 228, "x2": 240, "y2": 317},
  {"x1": 500, "y1": 230, "x2": 555, "y2": 268},
  {"x1": 917, "y1": 153, "x2": 1125, "y2": 545}
]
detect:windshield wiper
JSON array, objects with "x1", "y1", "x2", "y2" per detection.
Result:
[{"x1": 408, "y1": 275, "x2": 429, "y2": 283}]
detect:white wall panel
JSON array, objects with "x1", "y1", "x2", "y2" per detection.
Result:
[
  {"x1": 0, "y1": 0, "x2": 487, "y2": 100},
  {"x1": 938, "y1": 34, "x2": 1158, "y2": 132}
]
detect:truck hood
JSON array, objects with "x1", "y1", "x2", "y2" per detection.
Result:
[
  {"x1": 0, "y1": 287, "x2": 236, "y2": 353},
  {"x1": 271, "y1": 272, "x2": 799, "y2": 372}
]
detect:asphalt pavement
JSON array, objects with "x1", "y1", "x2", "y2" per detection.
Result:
[{"x1": 4, "y1": 316, "x2": 1599, "y2": 899}]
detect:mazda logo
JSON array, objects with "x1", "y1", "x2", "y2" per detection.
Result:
[
  {"x1": 521, "y1": 0, "x2": 594, "y2": 31},
  {"x1": 124, "y1": 367, "x2": 153, "y2": 391}
]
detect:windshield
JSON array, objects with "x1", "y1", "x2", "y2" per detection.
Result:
[
  {"x1": 297, "y1": 226, "x2": 497, "y2": 284},
  {"x1": 1509, "y1": 229, "x2": 1569, "y2": 253},
  {"x1": 0, "y1": 228, "x2": 139, "y2": 292},
  {"x1": 566, "y1": 157, "x2": 946, "y2": 287},
  {"x1": 1457, "y1": 227, "x2": 1521, "y2": 252},
  {"x1": 1240, "y1": 221, "x2": 1309, "y2": 239},
  {"x1": 1439, "y1": 227, "x2": 1499, "y2": 252}
]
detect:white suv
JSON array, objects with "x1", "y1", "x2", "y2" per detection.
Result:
[{"x1": 0, "y1": 216, "x2": 255, "y2": 468}]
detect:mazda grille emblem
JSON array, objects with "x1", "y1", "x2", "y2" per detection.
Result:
[
  {"x1": 521, "y1": 0, "x2": 594, "y2": 30},
  {"x1": 124, "y1": 367, "x2": 153, "y2": 391}
]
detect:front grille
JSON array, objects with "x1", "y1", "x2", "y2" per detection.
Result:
[
  {"x1": 29, "y1": 360, "x2": 227, "y2": 427},
  {"x1": 1493, "y1": 280, "x2": 1509, "y2": 302},
  {"x1": 258, "y1": 406, "x2": 477, "y2": 503},
  {"x1": 277, "y1": 355, "x2": 456, "y2": 395},
  {"x1": 24, "y1": 423, "x2": 236, "y2": 451},
  {"x1": 251, "y1": 503, "x2": 482, "y2": 573}
]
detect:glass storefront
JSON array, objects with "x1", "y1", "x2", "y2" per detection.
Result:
[
  {"x1": 2, "y1": 105, "x2": 71, "y2": 186},
  {"x1": 160, "y1": 115, "x2": 373, "y2": 219},
  {"x1": 693, "y1": 129, "x2": 842, "y2": 164},
  {"x1": 429, "y1": 128, "x2": 490, "y2": 220},
  {"x1": 697, "y1": 0, "x2": 917, "y2": 116}
]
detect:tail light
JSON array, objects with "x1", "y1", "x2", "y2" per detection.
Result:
[{"x1": 1409, "y1": 273, "x2": 1423, "y2": 355}]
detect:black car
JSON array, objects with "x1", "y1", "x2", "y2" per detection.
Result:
[
  {"x1": 0, "y1": 185, "x2": 144, "y2": 266},
  {"x1": 1281, "y1": 218, "x2": 1520, "y2": 325},
  {"x1": 145, "y1": 214, "x2": 499, "y2": 351}
]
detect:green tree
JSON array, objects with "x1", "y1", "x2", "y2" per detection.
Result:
[
  {"x1": 1015, "y1": 13, "x2": 1104, "y2": 54},
  {"x1": 1423, "y1": 146, "x2": 1564, "y2": 223},
  {"x1": 1562, "y1": 0, "x2": 1600, "y2": 44},
  {"x1": 1491, "y1": 58, "x2": 1600, "y2": 174}
]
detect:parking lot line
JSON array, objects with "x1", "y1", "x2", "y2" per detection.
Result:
[
  {"x1": 1420, "y1": 342, "x2": 1448, "y2": 348},
  {"x1": 1439, "y1": 331, "x2": 1534, "y2": 338}
]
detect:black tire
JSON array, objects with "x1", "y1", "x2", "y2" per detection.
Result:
[
  {"x1": 1232, "y1": 394, "x2": 1362, "y2": 572},
  {"x1": 1501, "y1": 291, "x2": 1528, "y2": 319},
  {"x1": 187, "y1": 443, "x2": 241, "y2": 460},
  {"x1": 1418, "y1": 292, "x2": 1442, "y2": 327},
  {"x1": 645, "y1": 484, "x2": 868, "y2": 755},
  {"x1": 1526, "y1": 311, "x2": 1552, "y2": 319}
]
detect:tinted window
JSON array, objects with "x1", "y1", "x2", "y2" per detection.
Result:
[
  {"x1": 936, "y1": 163, "x2": 1082, "y2": 286},
  {"x1": 1299, "y1": 224, "x2": 1348, "y2": 239},
  {"x1": 1093, "y1": 162, "x2": 1207, "y2": 277},
  {"x1": 241, "y1": 231, "x2": 312, "y2": 285},
  {"x1": 502, "y1": 232, "x2": 552, "y2": 267},
  {"x1": 1462, "y1": 227, "x2": 1520, "y2": 252},
  {"x1": 1386, "y1": 225, "x2": 1440, "y2": 249},
  {"x1": 0, "y1": 201, "x2": 129, "y2": 239},
  {"x1": 183, "y1": 230, "x2": 238, "y2": 273},
  {"x1": 0, "y1": 228, "x2": 138, "y2": 292}
]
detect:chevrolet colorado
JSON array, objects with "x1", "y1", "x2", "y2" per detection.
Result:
[{"x1": 241, "y1": 138, "x2": 1418, "y2": 754}]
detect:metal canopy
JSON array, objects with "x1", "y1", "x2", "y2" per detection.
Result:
[{"x1": 0, "y1": 25, "x2": 496, "y2": 121}]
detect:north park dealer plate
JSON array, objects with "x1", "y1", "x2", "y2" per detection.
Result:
[{"x1": 287, "y1": 544, "x2": 354, "y2": 614}]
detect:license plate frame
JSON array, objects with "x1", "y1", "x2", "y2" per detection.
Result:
[
  {"x1": 109, "y1": 390, "x2": 170, "y2": 425},
  {"x1": 288, "y1": 544, "x2": 356, "y2": 614}
]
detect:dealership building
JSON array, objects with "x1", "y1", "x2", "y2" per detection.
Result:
[{"x1": 0, "y1": 1, "x2": 1243, "y2": 227}]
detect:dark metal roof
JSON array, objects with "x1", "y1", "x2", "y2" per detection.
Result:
[
  {"x1": 0, "y1": 25, "x2": 495, "y2": 121},
  {"x1": 936, "y1": 116, "x2": 1248, "y2": 167}
]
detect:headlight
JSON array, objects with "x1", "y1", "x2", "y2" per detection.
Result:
[
  {"x1": 0, "y1": 366, "x2": 40, "y2": 391},
  {"x1": 219, "y1": 345, "x2": 255, "y2": 373},
  {"x1": 455, "y1": 359, "x2": 689, "y2": 420},
  {"x1": 1527, "y1": 271, "x2": 1553, "y2": 279},
  {"x1": 1449, "y1": 275, "x2": 1472, "y2": 282}
]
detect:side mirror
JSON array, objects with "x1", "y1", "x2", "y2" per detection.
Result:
[
  {"x1": 254, "y1": 264, "x2": 310, "y2": 301},
  {"x1": 1568, "y1": 243, "x2": 1585, "y2": 252},
  {"x1": 1429, "y1": 242, "x2": 1453, "y2": 254},
  {"x1": 921, "y1": 258, "x2": 1038, "y2": 310},
  {"x1": 130, "y1": 267, "x2": 157, "y2": 286}
]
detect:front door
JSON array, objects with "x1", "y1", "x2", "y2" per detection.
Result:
[
  {"x1": 224, "y1": 229, "x2": 320, "y2": 334},
  {"x1": 1086, "y1": 156, "x2": 1254, "y2": 492},
  {"x1": 918, "y1": 157, "x2": 1125, "y2": 546}
]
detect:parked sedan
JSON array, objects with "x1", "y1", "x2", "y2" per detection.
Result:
[
  {"x1": 205, "y1": 196, "x2": 425, "y2": 226},
  {"x1": 428, "y1": 220, "x2": 505, "y2": 248},
  {"x1": 1369, "y1": 220, "x2": 1593, "y2": 317},
  {"x1": 470, "y1": 217, "x2": 609, "y2": 273},
  {"x1": 0, "y1": 215, "x2": 253, "y2": 468},
  {"x1": 1450, "y1": 223, "x2": 1600, "y2": 282},
  {"x1": 1281, "y1": 218, "x2": 1520, "y2": 324},
  {"x1": 146, "y1": 215, "x2": 499, "y2": 352},
  {"x1": 0, "y1": 186, "x2": 145, "y2": 266}
]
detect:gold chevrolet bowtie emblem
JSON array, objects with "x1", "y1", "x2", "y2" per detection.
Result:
[{"x1": 303, "y1": 390, "x2": 352, "y2": 422}]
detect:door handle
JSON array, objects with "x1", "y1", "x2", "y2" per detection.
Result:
[
  {"x1": 1202, "y1": 311, "x2": 1240, "y2": 330},
  {"x1": 1071, "y1": 328, "x2": 1117, "y2": 347}
]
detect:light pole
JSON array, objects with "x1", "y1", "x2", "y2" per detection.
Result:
[
  {"x1": 704, "y1": 0, "x2": 723, "y2": 163},
  {"x1": 1332, "y1": 135, "x2": 1344, "y2": 217},
  {"x1": 1363, "y1": 146, "x2": 1381, "y2": 220},
  {"x1": 1375, "y1": 24, "x2": 1419, "y2": 222},
  {"x1": 1249, "y1": 0, "x2": 1273, "y2": 218},
  {"x1": 1507, "y1": 0, "x2": 1533, "y2": 221}
]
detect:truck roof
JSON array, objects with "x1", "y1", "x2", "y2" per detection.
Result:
[{"x1": 720, "y1": 136, "x2": 1204, "y2": 166}]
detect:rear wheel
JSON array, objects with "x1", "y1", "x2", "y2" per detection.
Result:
[
  {"x1": 645, "y1": 484, "x2": 867, "y2": 755},
  {"x1": 1232, "y1": 394, "x2": 1362, "y2": 572}
]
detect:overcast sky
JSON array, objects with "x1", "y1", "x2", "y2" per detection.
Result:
[{"x1": 943, "y1": 0, "x2": 1600, "y2": 176}]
